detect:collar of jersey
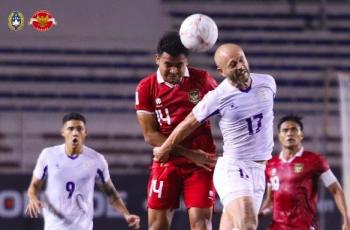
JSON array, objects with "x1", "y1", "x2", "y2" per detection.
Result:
[
  {"x1": 61, "y1": 144, "x2": 82, "y2": 160},
  {"x1": 67, "y1": 154, "x2": 79, "y2": 159},
  {"x1": 225, "y1": 77, "x2": 253, "y2": 93},
  {"x1": 156, "y1": 67, "x2": 190, "y2": 88},
  {"x1": 279, "y1": 146, "x2": 304, "y2": 163},
  {"x1": 239, "y1": 78, "x2": 253, "y2": 93}
]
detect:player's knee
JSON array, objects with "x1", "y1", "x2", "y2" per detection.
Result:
[
  {"x1": 234, "y1": 215, "x2": 257, "y2": 230},
  {"x1": 148, "y1": 220, "x2": 170, "y2": 230},
  {"x1": 148, "y1": 214, "x2": 171, "y2": 230},
  {"x1": 240, "y1": 217, "x2": 257, "y2": 230},
  {"x1": 148, "y1": 208, "x2": 173, "y2": 230},
  {"x1": 190, "y1": 218, "x2": 211, "y2": 230},
  {"x1": 189, "y1": 208, "x2": 212, "y2": 230},
  {"x1": 245, "y1": 222, "x2": 257, "y2": 230}
]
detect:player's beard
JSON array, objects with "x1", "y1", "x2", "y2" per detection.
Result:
[{"x1": 229, "y1": 69, "x2": 250, "y2": 88}]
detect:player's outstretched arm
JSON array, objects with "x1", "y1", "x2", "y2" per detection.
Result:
[
  {"x1": 176, "y1": 147, "x2": 217, "y2": 171},
  {"x1": 153, "y1": 112, "x2": 201, "y2": 162},
  {"x1": 137, "y1": 111, "x2": 215, "y2": 168},
  {"x1": 327, "y1": 182, "x2": 350, "y2": 230},
  {"x1": 99, "y1": 179, "x2": 140, "y2": 229},
  {"x1": 25, "y1": 176, "x2": 44, "y2": 218}
]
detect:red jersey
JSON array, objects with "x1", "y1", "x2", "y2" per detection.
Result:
[
  {"x1": 135, "y1": 67, "x2": 217, "y2": 162},
  {"x1": 265, "y1": 150, "x2": 330, "y2": 230}
]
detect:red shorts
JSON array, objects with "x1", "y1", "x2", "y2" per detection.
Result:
[{"x1": 147, "y1": 159, "x2": 215, "y2": 210}]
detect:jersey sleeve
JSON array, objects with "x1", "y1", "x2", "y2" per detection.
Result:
[
  {"x1": 268, "y1": 75, "x2": 277, "y2": 97},
  {"x1": 135, "y1": 80, "x2": 154, "y2": 113},
  {"x1": 320, "y1": 169, "x2": 338, "y2": 187},
  {"x1": 192, "y1": 89, "x2": 220, "y2": 123},
  {"x1": 315, "y1": 154, "x2": 330, "y2": 176},
  {"x1": 96, "y1": 154, "x2": 111, "y2": 184},
  {"x1": 33, "y1": 148, "x2": 48, "y2": 180}
]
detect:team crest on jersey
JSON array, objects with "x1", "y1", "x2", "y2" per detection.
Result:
[
  {"x1": 188, "y1": 90, "x2": 200, "y2": 104},
  {"x1": 8, "y1": 11, "x2": 24, "y2": 31},
  {"x1": 294, "y1": 163, "x2": 304, "y2": 173}
]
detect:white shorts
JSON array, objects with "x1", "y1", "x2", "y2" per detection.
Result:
[{"x1": 213, "y1": 157, "x2": 266, "y2": 213}]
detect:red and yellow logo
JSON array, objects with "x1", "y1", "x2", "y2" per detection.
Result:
[
  {"x1": 29, "y1": 10, "x2": 56, "y2": 32},
  {"x1": 294, "y1": 163, "x2": 304, "y2": 173},
  {"x1": 188, "y1": 89, "x2": 201, "y2": 104}
]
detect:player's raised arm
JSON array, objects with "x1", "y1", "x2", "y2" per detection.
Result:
[
  {"x1": 98, "y1": 179, "x2": 140, "y2": 229},
  {"x1": 153, "y1": 112, "x2": 201, "y2": 162},
  {"x1": 25, "y1": 176, "x2": 44, "y2": 218}
]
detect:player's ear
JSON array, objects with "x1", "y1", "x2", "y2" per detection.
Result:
[
  {"x1": 278, "y1": 131, "x2": 283, "y2": 143},
  {"x1": 300, "y1": 131, "x2": 304, "y2": 140},
  {"x1": 216, "y1": 66, "x2": 223, "y2": 75},
  {"x1": 155, "y1": 54, "x2": 160, "y2": 65},
  {"x1": 60, "y1": 127, "x2": 64, "y2": 137},
  {"x1": 184, "y1": 58, "x2": 189, "y2": 66}
]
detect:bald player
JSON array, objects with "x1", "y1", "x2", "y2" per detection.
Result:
[{"x1": 154, "y1": 43, "x2": 276, "y2": 230}]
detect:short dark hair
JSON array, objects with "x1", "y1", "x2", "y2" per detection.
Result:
[
  {"x1": 277, "y1": 114, "x2": 303, "y2": 131},
  {"x1": 62, "y1": 112, "x2": 86, "y2": 124},
  {"x1": 157, "y1": 31, "x2": 189, "y2": 57}
]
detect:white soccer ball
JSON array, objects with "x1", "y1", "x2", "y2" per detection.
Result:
[{"x1": 179, "y1": 13, "x2": 218, "y2": 52}]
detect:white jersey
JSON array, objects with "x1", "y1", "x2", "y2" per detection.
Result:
[
  {"x1": 193, "y1": 73, "x2": 276, "y2": 161},
  {"x1": 33, "y1": 144, "x2": 110, "y2": 230}
]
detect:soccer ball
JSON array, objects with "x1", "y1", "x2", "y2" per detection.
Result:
[{"x1": 179, "y1": 13, "x2": 218, "y2": 52}]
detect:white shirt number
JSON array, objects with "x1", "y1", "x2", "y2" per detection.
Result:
[{"x1": 155, "y1": 108, "x2": 171, "y2": 125}]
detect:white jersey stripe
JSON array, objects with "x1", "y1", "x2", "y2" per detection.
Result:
[{"x1": 41, "y1": 165, "x2": 48, "y2": 180}]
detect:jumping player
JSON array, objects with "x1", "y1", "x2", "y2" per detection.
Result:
[
  {"x1": 154, "y1": 43, "x2": 276, "y2": 230},
  {"x1": 135, "y1": 32, "x2": 217, "y2": 230}
]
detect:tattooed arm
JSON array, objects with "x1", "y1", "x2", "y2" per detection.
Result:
[{"x1": 99, "y1": 179, "x2": 140, "y2": 229}]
